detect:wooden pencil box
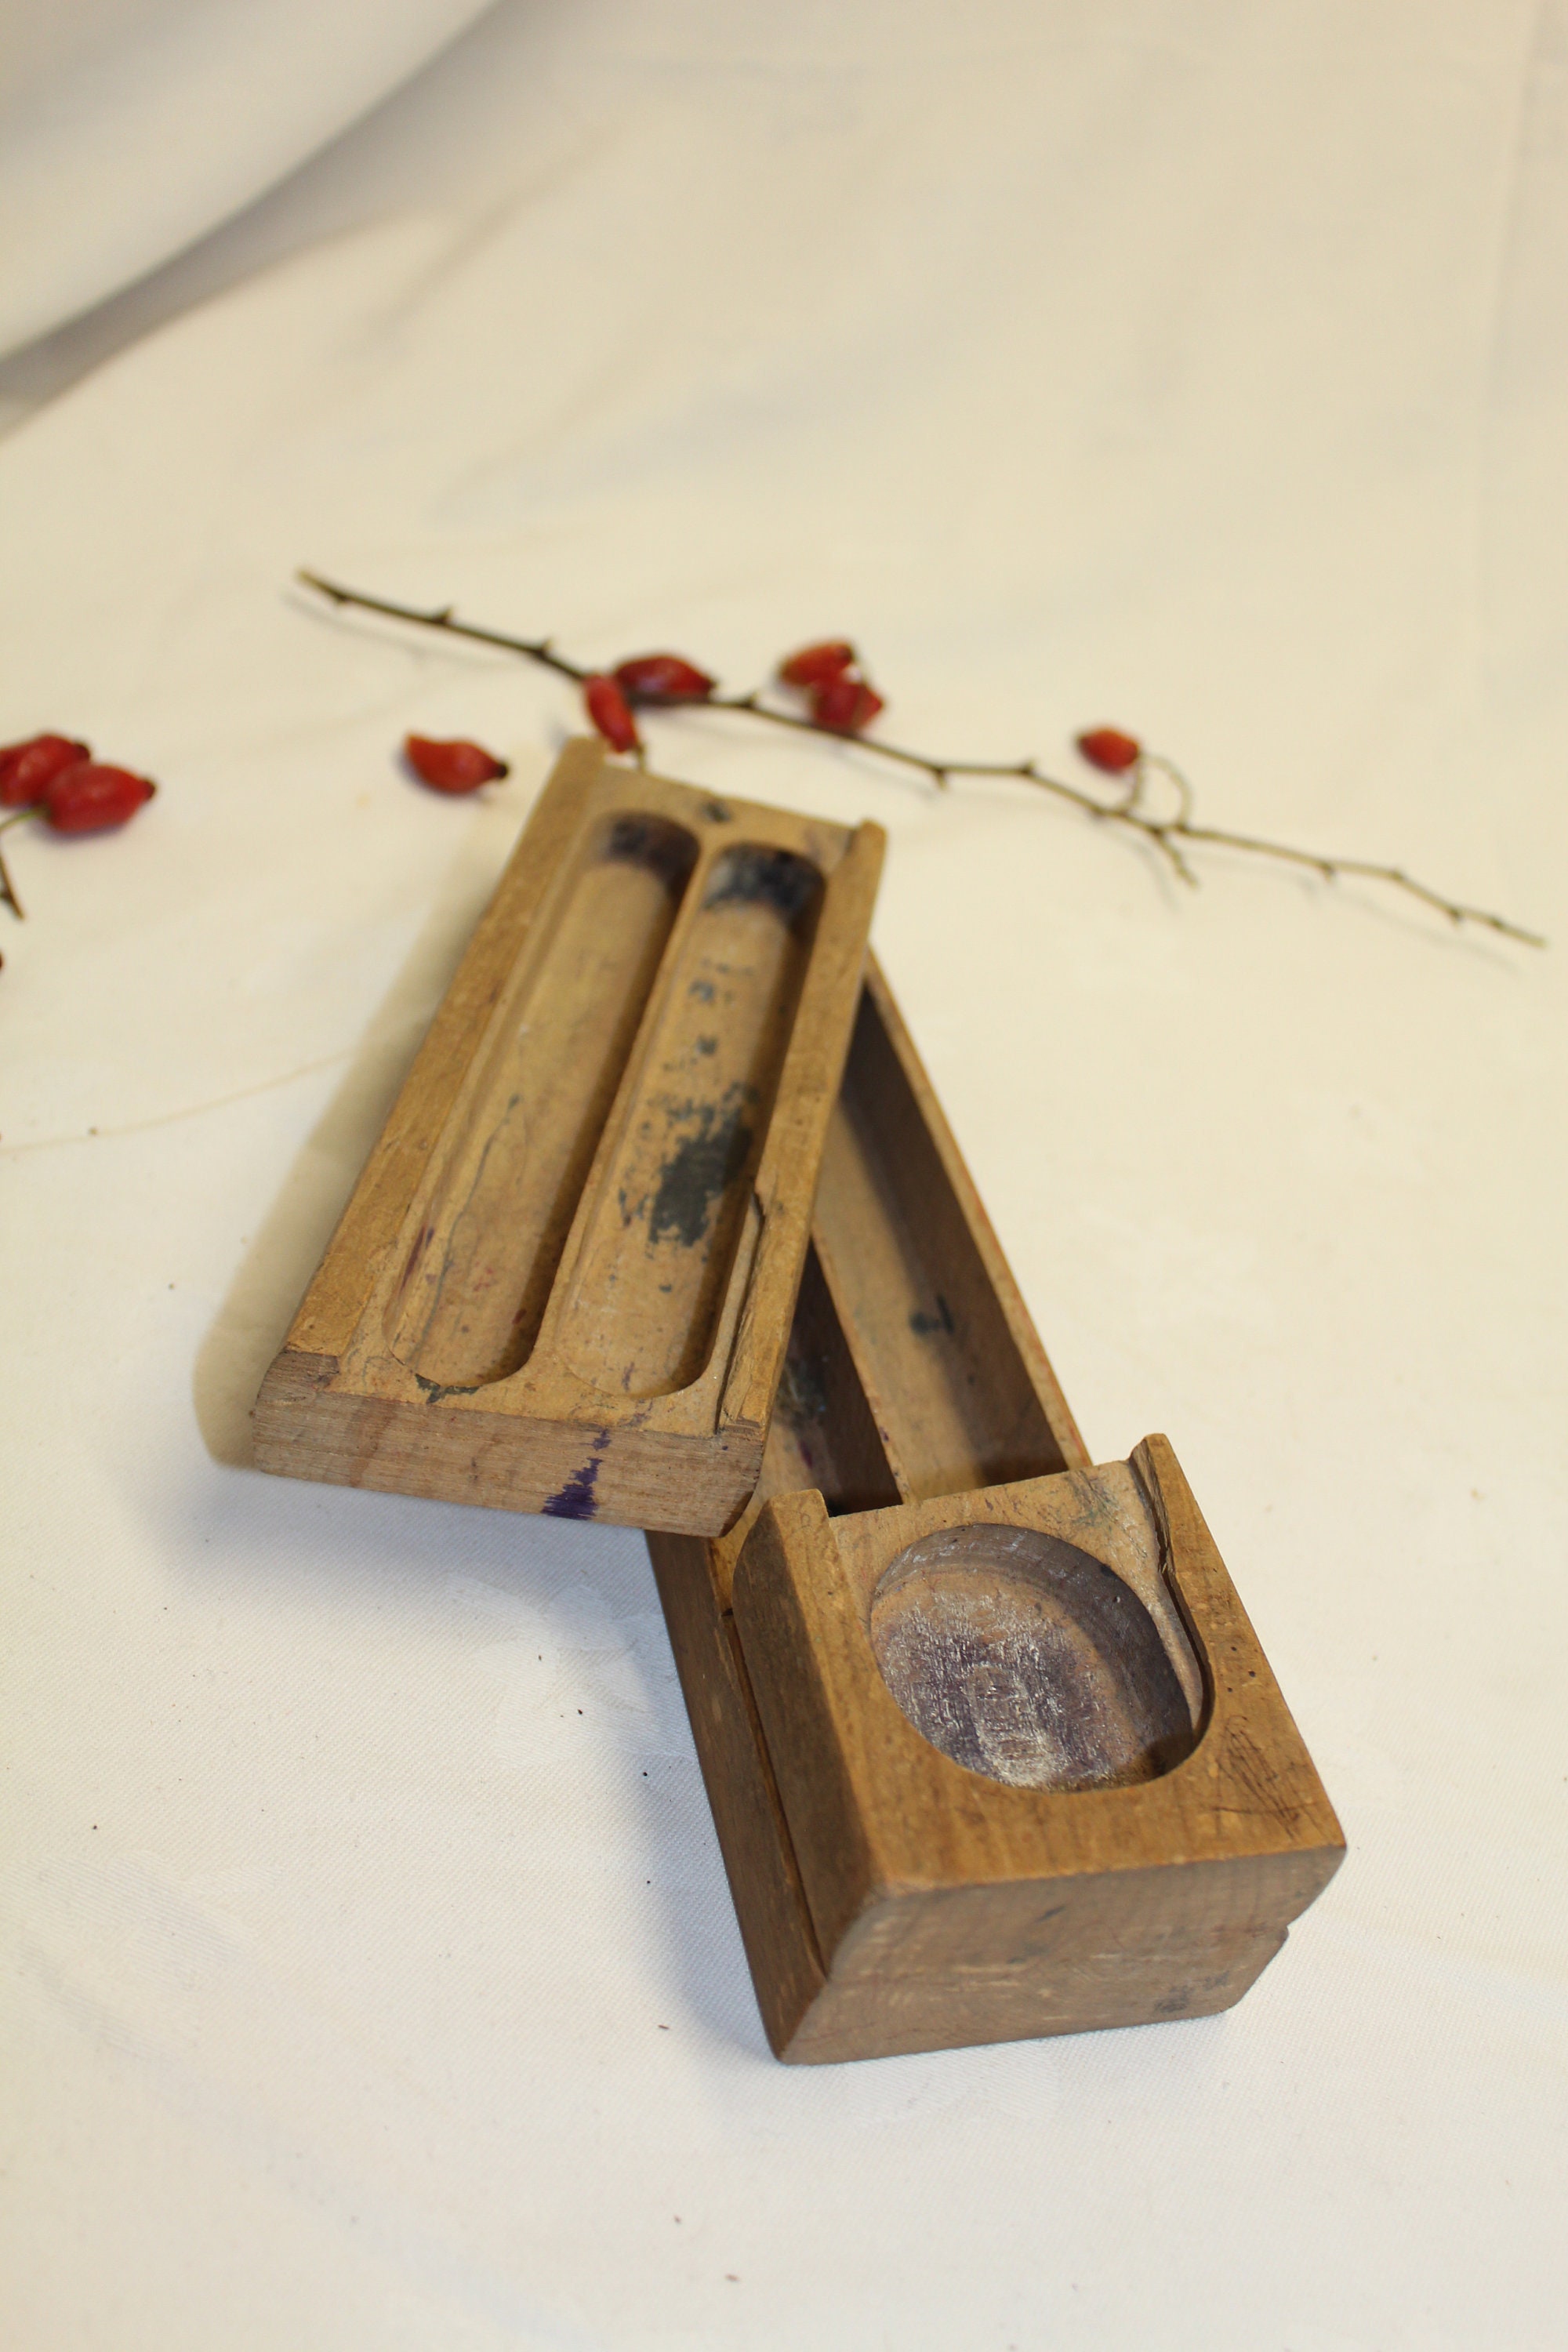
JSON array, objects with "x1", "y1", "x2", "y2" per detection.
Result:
[
  {"x1": 648, "y1": 960, "x2": 1344, "y2": 2061},
  {"x1": 255, "y1": 741, "x2": 884, "y2": 1535}
]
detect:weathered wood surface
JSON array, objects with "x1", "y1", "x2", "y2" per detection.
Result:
[
  {"x1": 254, "y1": 739, "x2": 884, "y2": 1535},
  {"x1": 650, "y1": 962, "x2": 1342, "y2": 2061}
]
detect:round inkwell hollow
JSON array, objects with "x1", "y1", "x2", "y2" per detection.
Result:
[{"x1": 867, "y1": 1523, "x2": 1199, "y2": 1791}]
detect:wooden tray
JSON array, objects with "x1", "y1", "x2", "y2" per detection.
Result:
[
  {"x1": 648, "y1": 960, "x2": 1343, "y2": 2060},
  {"x1": 254, "y1": 740, "x2": 884, "y2": 1535}
]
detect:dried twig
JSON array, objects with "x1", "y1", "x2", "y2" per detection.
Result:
[
  {"x1": 0, "y1": 810, "x2": 30, "y2": 920},
  {"x1": 296, "y1": 569, "x2": 1544, "y2": 947}
]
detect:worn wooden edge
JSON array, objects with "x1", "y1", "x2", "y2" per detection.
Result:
[
  {"x1": 1130, "y1": 1432, "x2": 1346, "y2": 1864},
  {"x1": 728, "y1": 1490, "x2": 882, "y2": 1959},
  {"x1": 646, "y1": 1530, "x2": 828, "y2": 2055},
  {"x1": 720, "y1": 824, "x2": 884, "y2": 1436},
  {"x1": 779, "y1": 1855, "x2": 1305, "y2": 2063},
  {"x1": 256, "y1": 1352, "x2": 764, "y2": 1534},
  {"x1": 857, "y1": 957, "x2": 1090, "y2": 1475}
]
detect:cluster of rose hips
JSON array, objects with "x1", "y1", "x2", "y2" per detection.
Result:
[
  {"x1": 0, "y1": 731, "x2": 158, "y2": 943},
  {"x1": 400, "y1": 637, "x2": 892, "y2": 793},
  {"x1": 775, "y1": 641, "x2": 887, "y2": 735},
  {"x1": 0, "y1": 732, "x2": 157, "y2": 833},
  {"x1": 576, "y1": 637, "x2": 887, "y2": 758},
  {"x1": 309, "y1": 567, "x2": 1541, "y2": 944}
]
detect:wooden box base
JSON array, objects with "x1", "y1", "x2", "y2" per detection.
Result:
[{"x1": 649, "y1": 961, "x2": 1342, "y2": 2060}]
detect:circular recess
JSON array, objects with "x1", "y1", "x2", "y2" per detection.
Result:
[{"x1": 867, "y1": 1523, "x2": 1197, "y2": 1791}]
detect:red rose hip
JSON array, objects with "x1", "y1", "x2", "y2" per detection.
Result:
[
  {"x1": 811, "y1": 673, "x2": 884, "y2": 735},
  {"x1": 611, "y1": 654, "x2": 714, "y2": 704},
  {"x1": 42, "y1": 764, "x2": 156, "y2": 833},
  {"x1": 1076, "y1": 727, "x2": 1142, "y2": 775},
  {"x1": 583, "y1": 675, "x2": 641, "y2": 754},
  {"x1": 0, "y1": 733, "x2": 90, "y2": 808},
  {"x1": 405, "y1": 735, "x2": 509, "y2": 793},
  {"x1": 779, "y1": 641, "x2": 855, "y2": 690}
]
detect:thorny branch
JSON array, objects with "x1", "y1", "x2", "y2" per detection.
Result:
[{"x1": 296, "y1": 569, "x2": 1544, "y2": 948}]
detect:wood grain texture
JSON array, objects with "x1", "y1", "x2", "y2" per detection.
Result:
[
  {"x1": 652, "y1": 961, "x2": 1341, "y2": 2061},
  {"x1": 254, "y1": 740, "x2": 884, "y2": 1535},
  {"x1": 734, "y1": 1443, "x2": 1343, "y2": 2059}
]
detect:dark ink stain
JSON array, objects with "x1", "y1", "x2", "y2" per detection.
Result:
[
  {"x1": 702, "y1": 844, "x2": 819, "y2": 923},
  {"x1": 605, "y1": 814, "x2": 696, "y2": 887},
  {"x1": 688, "y1": 978, "x2": 716, "y2": 1002},
  {"x1": 543, "y1": 1430, "x2": 611, "y2": 1520},
  {"x1": 648, "y1": 1100, "x2": 754, "y2": 1249},
  {"x1": 702, "y1": 799, "x2": 731, "y2": 824},
  {"x1": 693, "y1": 1034, "x2": 718, "y2": 1056},
  {"x1": 909, "y1": 1294, "x2": 956, "y2": 1338},
  {"x1": 411, "y1": 1370, "x2": 481, "y2": 1402}
]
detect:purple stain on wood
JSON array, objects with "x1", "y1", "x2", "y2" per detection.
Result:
[
  {"x1": 399, "y1": 1224, "x2": 435, "y2": 1295},
  {"x1": 543, "y1": 1430, "x2": 610, "y2": 1519}
]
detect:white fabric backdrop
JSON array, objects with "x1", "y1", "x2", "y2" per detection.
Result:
[
  {"x1": 0, "y1": 0, "x2": 499, "y2": 355},
  {"x1": 3, "y1": 3, "x2": 1566, "y2": 2346}
]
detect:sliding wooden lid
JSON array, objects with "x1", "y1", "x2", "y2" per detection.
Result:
[{"x1": 253, "y1": 739, "x2": 885, "y2": 1534}]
